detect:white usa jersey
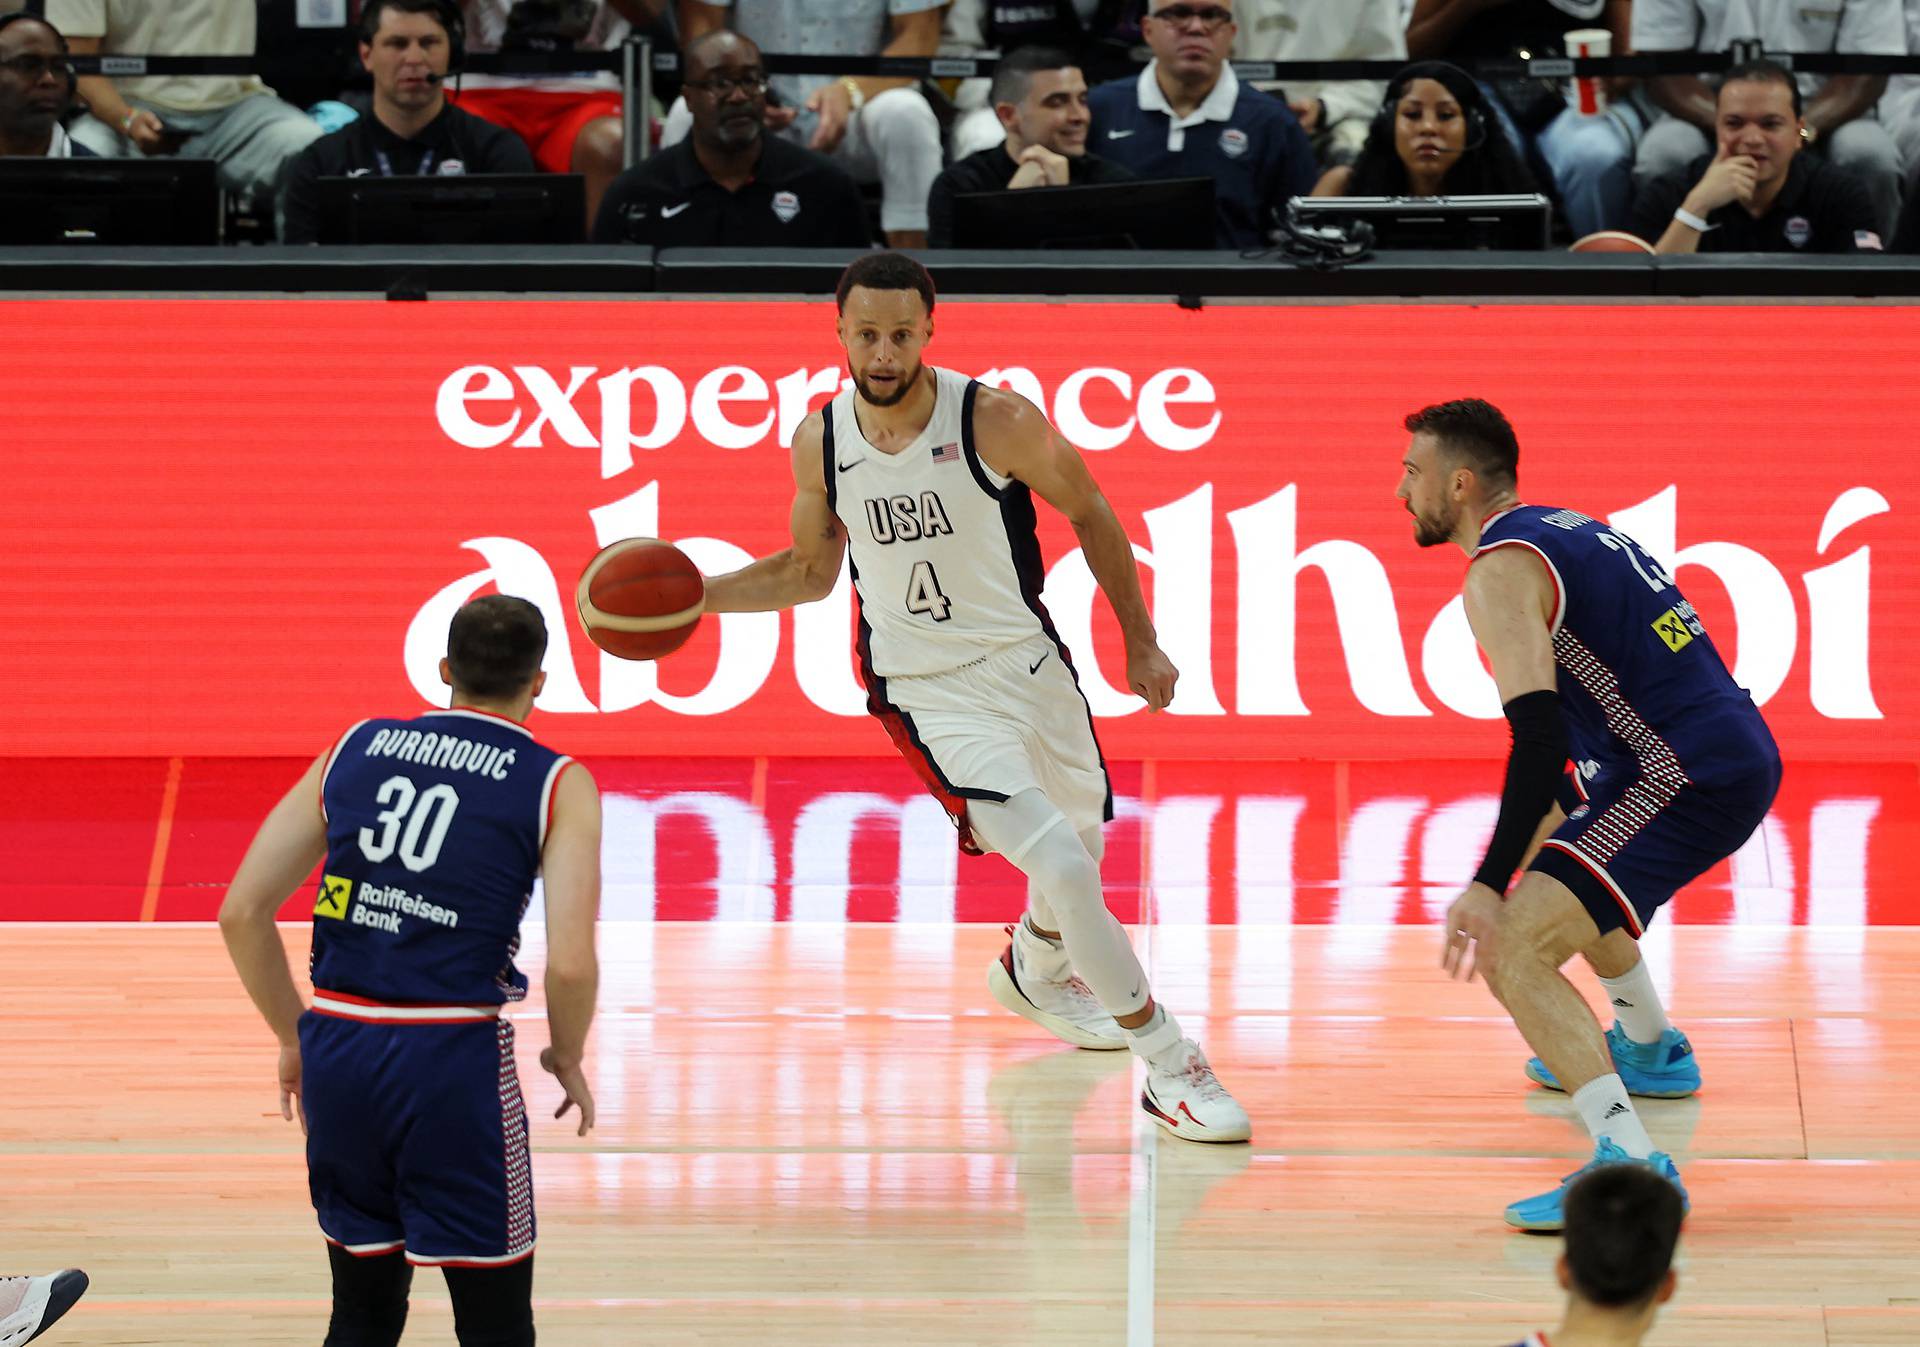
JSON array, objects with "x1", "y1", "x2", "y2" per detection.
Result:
[{"x1": 824, "y1": 366, "x2": 1050, "y2": 677}]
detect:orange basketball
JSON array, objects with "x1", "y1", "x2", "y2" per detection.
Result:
[
  {"x1": 575, "y1": 538, "x2": 705, "y2": 661},
  {"x1": 1569, "y1": 230, "x2": 1655, "y2": 254}
]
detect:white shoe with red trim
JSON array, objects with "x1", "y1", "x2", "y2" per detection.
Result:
[
  {"x1": 985, "y1": 926, "x2": 1128, "y2": 1051},
  {"x1": 1140, "y1": 1041, "x2": 1251, "y2": 1143}
]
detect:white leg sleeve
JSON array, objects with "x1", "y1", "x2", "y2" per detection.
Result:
[{"x1": 970, "y1": 790, "x2": 1148, "y2": 1016}]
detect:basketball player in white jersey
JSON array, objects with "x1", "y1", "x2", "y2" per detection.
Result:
[{"x1": 699, "y1": 253, "x2": 1248, "y2": 1141}]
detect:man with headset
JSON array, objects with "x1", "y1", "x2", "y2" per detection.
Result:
[
  {"x1": 281, "y1": 0, "x2": 534, "y2": 243},
  {"x1": 0, "y1": 12, "x2": 94, "y2": 157}
]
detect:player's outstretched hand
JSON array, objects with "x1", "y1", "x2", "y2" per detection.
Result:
[
  {"x1": 1126, "y1": 642, "x2": 1179, "y2": 713},
  {"x1": 1441, "y1": 884, "x2": 1503, "y2": 984},
  {"x1": 278, "y1": 1041, "x2": 306, "y2": 1135},
  {"x1": 540, "y1": 1047, "x2": 596, "y2": 1137}
]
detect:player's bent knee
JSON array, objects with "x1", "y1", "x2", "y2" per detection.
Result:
[{"x1": 864, "y1": 89, "x2": 939, "y2": 146}]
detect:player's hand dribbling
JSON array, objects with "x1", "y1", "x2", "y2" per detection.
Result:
[
  {"x1": 540, "y1": 1047, "x2": 596, "y2": 1137},
  {"x1": 1441, "y1": 883, "x2": 1503, "y2": 983},
  {"x1": 1127, "y1": 642, "x2": 1178, "y2": 713},
  {"x1": 278, "y1": 1041, "x2": 306, "y2": 1135}
]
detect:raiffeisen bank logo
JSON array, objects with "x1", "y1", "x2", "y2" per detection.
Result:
[{"x1": 418, "y1": 362, "x2": 1889, "y2": 726}]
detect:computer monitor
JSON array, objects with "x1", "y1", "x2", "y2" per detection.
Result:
[
  {"x1": 0, "y1": 158, "x2": 220, "y2": 245},
  {"x1": 314, "y1": 174, "x2": 586, "y2": 245},
  {"x1": 1287, "y1": 194, "x2": 1553, "y2": 251},
  {"x1": 951, "y1": 177, "x2": 1217, "y2": 250}
]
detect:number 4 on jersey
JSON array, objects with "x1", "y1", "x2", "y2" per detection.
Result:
[{"x1": 905, "y1": 559, "x2": 952, "y2": 621}]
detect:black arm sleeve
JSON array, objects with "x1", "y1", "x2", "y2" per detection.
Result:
[{"x1": 1473, "y1": 689, "x2": 1569, "y2": 894}]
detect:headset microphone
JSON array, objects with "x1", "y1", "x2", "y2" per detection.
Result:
[{"x1": 421, "y1": 71, "x2": 444, "y2": 84}]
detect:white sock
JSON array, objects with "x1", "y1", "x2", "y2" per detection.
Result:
[
  {"x1": 1014, "y1": 913, "x2": 1073, "y2": 982},
  {"x1": 1126, "y1": 1005, "x2": 1189, "y2": 1071},
  {"x1": 1598, "y1": 961, "x2": 1674, "y2": 1044},
  {"x1": 1572, "y1": 1073, "x2": 1657, "y2": 1159}
]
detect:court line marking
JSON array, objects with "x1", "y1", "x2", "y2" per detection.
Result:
[
  {"x1": 1127, "y1": 758, "x2": 1160, "y2": 1347},
  {"x1": 138, "y1": 756, "x2": 184, "y2": 922}
]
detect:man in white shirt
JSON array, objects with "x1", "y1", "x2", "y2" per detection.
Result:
[
  {"x1": 1233, "y1": 0, "x2": 1406, "y2": 168},
  {"x1": 48, "y1": 0, "x2": 322, "y2": 204},
  {"x1": 1879, "y1": 0, "x2": 1920, "y2": 197},
  {"x1": 669, "y1": 0, "x2": 946, "y2": 247},
  {"x1": 1632, "y1": 0, "x2": 1907, "y2": 234}
]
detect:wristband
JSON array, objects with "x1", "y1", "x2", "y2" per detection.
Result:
[
  {"x1": 1673, "y1": 206, "x2": 1715, "y2": 233},
  {"x1": 839, "y1": 77, "x2": 867, "y2": 114},
  {"x1": 122, "y1": 109, "x2": 138, "y2": 133}
]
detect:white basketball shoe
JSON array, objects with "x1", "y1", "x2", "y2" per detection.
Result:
[
  {"x1": 1141, "y1": 1040, "x2": 1252, "y2": 1143},
  {"x1": 986, "y1": 923, "x2": 1129, "y2": 1051},
  {"x1": 0, "y1": 1270, "x2": 89, "y2": 1346}
]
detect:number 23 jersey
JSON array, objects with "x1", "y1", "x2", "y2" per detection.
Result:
[
  {"x1": 1474, "y1": 504, "x2": 1777, "y2": 789},
  {"x1": 312, "y1": 708, "x2": 573, "y2": 1006},
  {"x1": 825, "y1": 367, "x2": 1054, "y2": 678}
]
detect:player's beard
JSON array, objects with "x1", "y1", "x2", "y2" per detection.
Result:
[
  {"x1": 852, "y1": 359, "x2": 923, "y2": 408},
  {"x1": 1411, "y1": 500, "x2": 1456, "y2": 548}
]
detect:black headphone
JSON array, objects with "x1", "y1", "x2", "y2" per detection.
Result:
[
  {"x1": 0, "y1": 11, "x2": 79, "y2": 99},
  {"x1": 358, "y1": 0, "x2": 466, "y2": 74},
  {"x1": 1372, "y1": 60, "x2": 1488, "y2": 156}
]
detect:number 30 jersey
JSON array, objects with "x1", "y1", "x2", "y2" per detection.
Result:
[
  {"x1": 312, "y1": 708, "x2": 573, "y2": 1007},
  {"x1": 1474, "y1": 505, "x2": 1777, "y2": 790},
  {"x1": 824, "y1": 367, "x2": 1052, "y2": 678}
]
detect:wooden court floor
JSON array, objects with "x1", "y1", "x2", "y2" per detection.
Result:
[{"x1": 2, "y1": 922, "x2": 1917, "y2": 1346}]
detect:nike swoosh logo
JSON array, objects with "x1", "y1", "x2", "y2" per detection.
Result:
[
  {"x1": 1029, "y1": 652, "x2": 1051, "y2": 674},
  {"x1": 837, "y1": 458, "x2": 861, "y2": 472},
  {"x1": 1129, "y1": 983, "x2": 1141, "y2": 999},
  {"x1": 1107, "y1": 129, "x2": 1135, "y2": 139},
  {"x1": 661, "y1": 202, "x2": 692, "y2": 218}
]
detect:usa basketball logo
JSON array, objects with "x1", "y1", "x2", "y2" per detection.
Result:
[
  {"x1": 771, "y1": 190, "x2": 801, "y2": 223},
  {"x1": 1785, "y1": 215, "x2": 1812, "y2": 248},
  {"x1": 1219, "y1": 128, "x2": 1248, "y2": 159}
]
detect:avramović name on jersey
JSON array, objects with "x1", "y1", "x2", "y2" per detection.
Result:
[
  {"x1": 363, "y1": 727, "x2": 516, "y2": 780},
  {"x1": 351, "y1": 880, "x2": 461, "y2": 932}
]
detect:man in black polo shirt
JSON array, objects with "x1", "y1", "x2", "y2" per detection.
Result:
[
  {"x1": 928, "y1": 45, "x2": 1134, "y2": 248},
  {"x1": 1632, "y1": 59, "x2": 1884, "y2": 255},
  {"x1": 280, "y1": 0, "x2": 533, "y2": 244},
  {"x1": 591, "y1": 30, "x2": 871, "y2": 249}
]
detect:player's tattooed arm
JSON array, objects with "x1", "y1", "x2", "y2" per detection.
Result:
[
  {"x1": 702, "y1": 411, "x2": 849, "y2": 613},
  {"x1": 973, "y1": 387, "x2": 1178, "y2": 711}
]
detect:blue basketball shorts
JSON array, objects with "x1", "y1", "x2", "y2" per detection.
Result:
[
  {"x1": 1529, "y1": 754, "x2": 1782, "y2": 939},
  {"x1": 298, "y1": 1005, "x2": 534, "y2": 1267}
]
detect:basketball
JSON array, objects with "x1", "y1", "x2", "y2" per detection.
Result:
[
  {"x1": 575, "y1": 538, "x2": 705, "y2": 660},
  {"x1": 1569, "y1": 230, "x2": 1656, "y2": 254}
]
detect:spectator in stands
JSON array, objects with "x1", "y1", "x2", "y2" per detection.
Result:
[
  {"x1": 594, "y1": 29, "x2": 871, "y2": 246},
  {"x1": 1408, "y1": 0, "x2": 1647, "y2": 238},
  {"x1": 280, "y1": 0, "x2": 536, "y2": 244},
  {"x1": 48, "y1": 0, "x2": 322, "y2": 205},
  {"x1": 1234, "y1": 0, "x2": 1406, "y2": 171},
  {"x1": 1633, "y1": 0, "x2": 1906, "y2": 237},
  {"x1": 941, "y1": 0, "x2": 1143, "y2": 158},
  {"x1": 1312, "y1": 60, "x2": 1535, "y2": 198},
  {"x1": 927, "y1": 46, "x2": 1134, "y2": 246},
  {"x1": 1632, "y1": 59, "x2": 1885, "y2": 253},
  {"x1": 1087, "y1": 0, "x2": 1317, "y2": 248},
  {"x1": 1878, "y1": 0, "x2": 1920, "y2": 207},
  {"x1": 0, "y1": 12, "x2": 94, "y2": 157},
  {"x1": 670, "y1": 0, "x2": 946, "y2": 248},
  {"x1": 452, "y1": 1, "x2": 671, "y2": 230},
  {"x1": 1505, "y1": 1164, "x2": 1683, "y2": 1347}
]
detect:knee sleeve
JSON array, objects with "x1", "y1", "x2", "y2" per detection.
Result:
[
  {"x1": 324, "y1": 1246, "x2": 411, "y2": 1347},
  {"x1": 445, "y1": 1258, "x2": 535, "y2": 1347}
]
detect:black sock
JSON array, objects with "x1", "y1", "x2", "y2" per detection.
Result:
[
  {"x1": 444, "y1": 1255, "x2": 535, "y2": 1347},
  {"x1": 323, "y1": 1245, "x2": 411, "y2": 1347}
]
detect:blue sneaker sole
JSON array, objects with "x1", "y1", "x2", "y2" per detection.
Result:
[{"x1": 1523, "y1": 1058, "x2": 1700, "y2": 1099}]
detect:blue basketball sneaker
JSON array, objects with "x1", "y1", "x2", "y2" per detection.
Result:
[
  {"x1": 1504, "y1": 1139, "x2": 1687, "y2": 1233},
  {"x1": 1524, "y1": 1022, "x2": 1700, "y2": 1099}
]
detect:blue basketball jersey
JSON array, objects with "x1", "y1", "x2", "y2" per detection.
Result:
[
  {"x1": 1475, "y1": 505, "x2": 1776, "y2": 789},
  {"x1": 312, "y1": 708, "x2": 571, "y2": 1006}
]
